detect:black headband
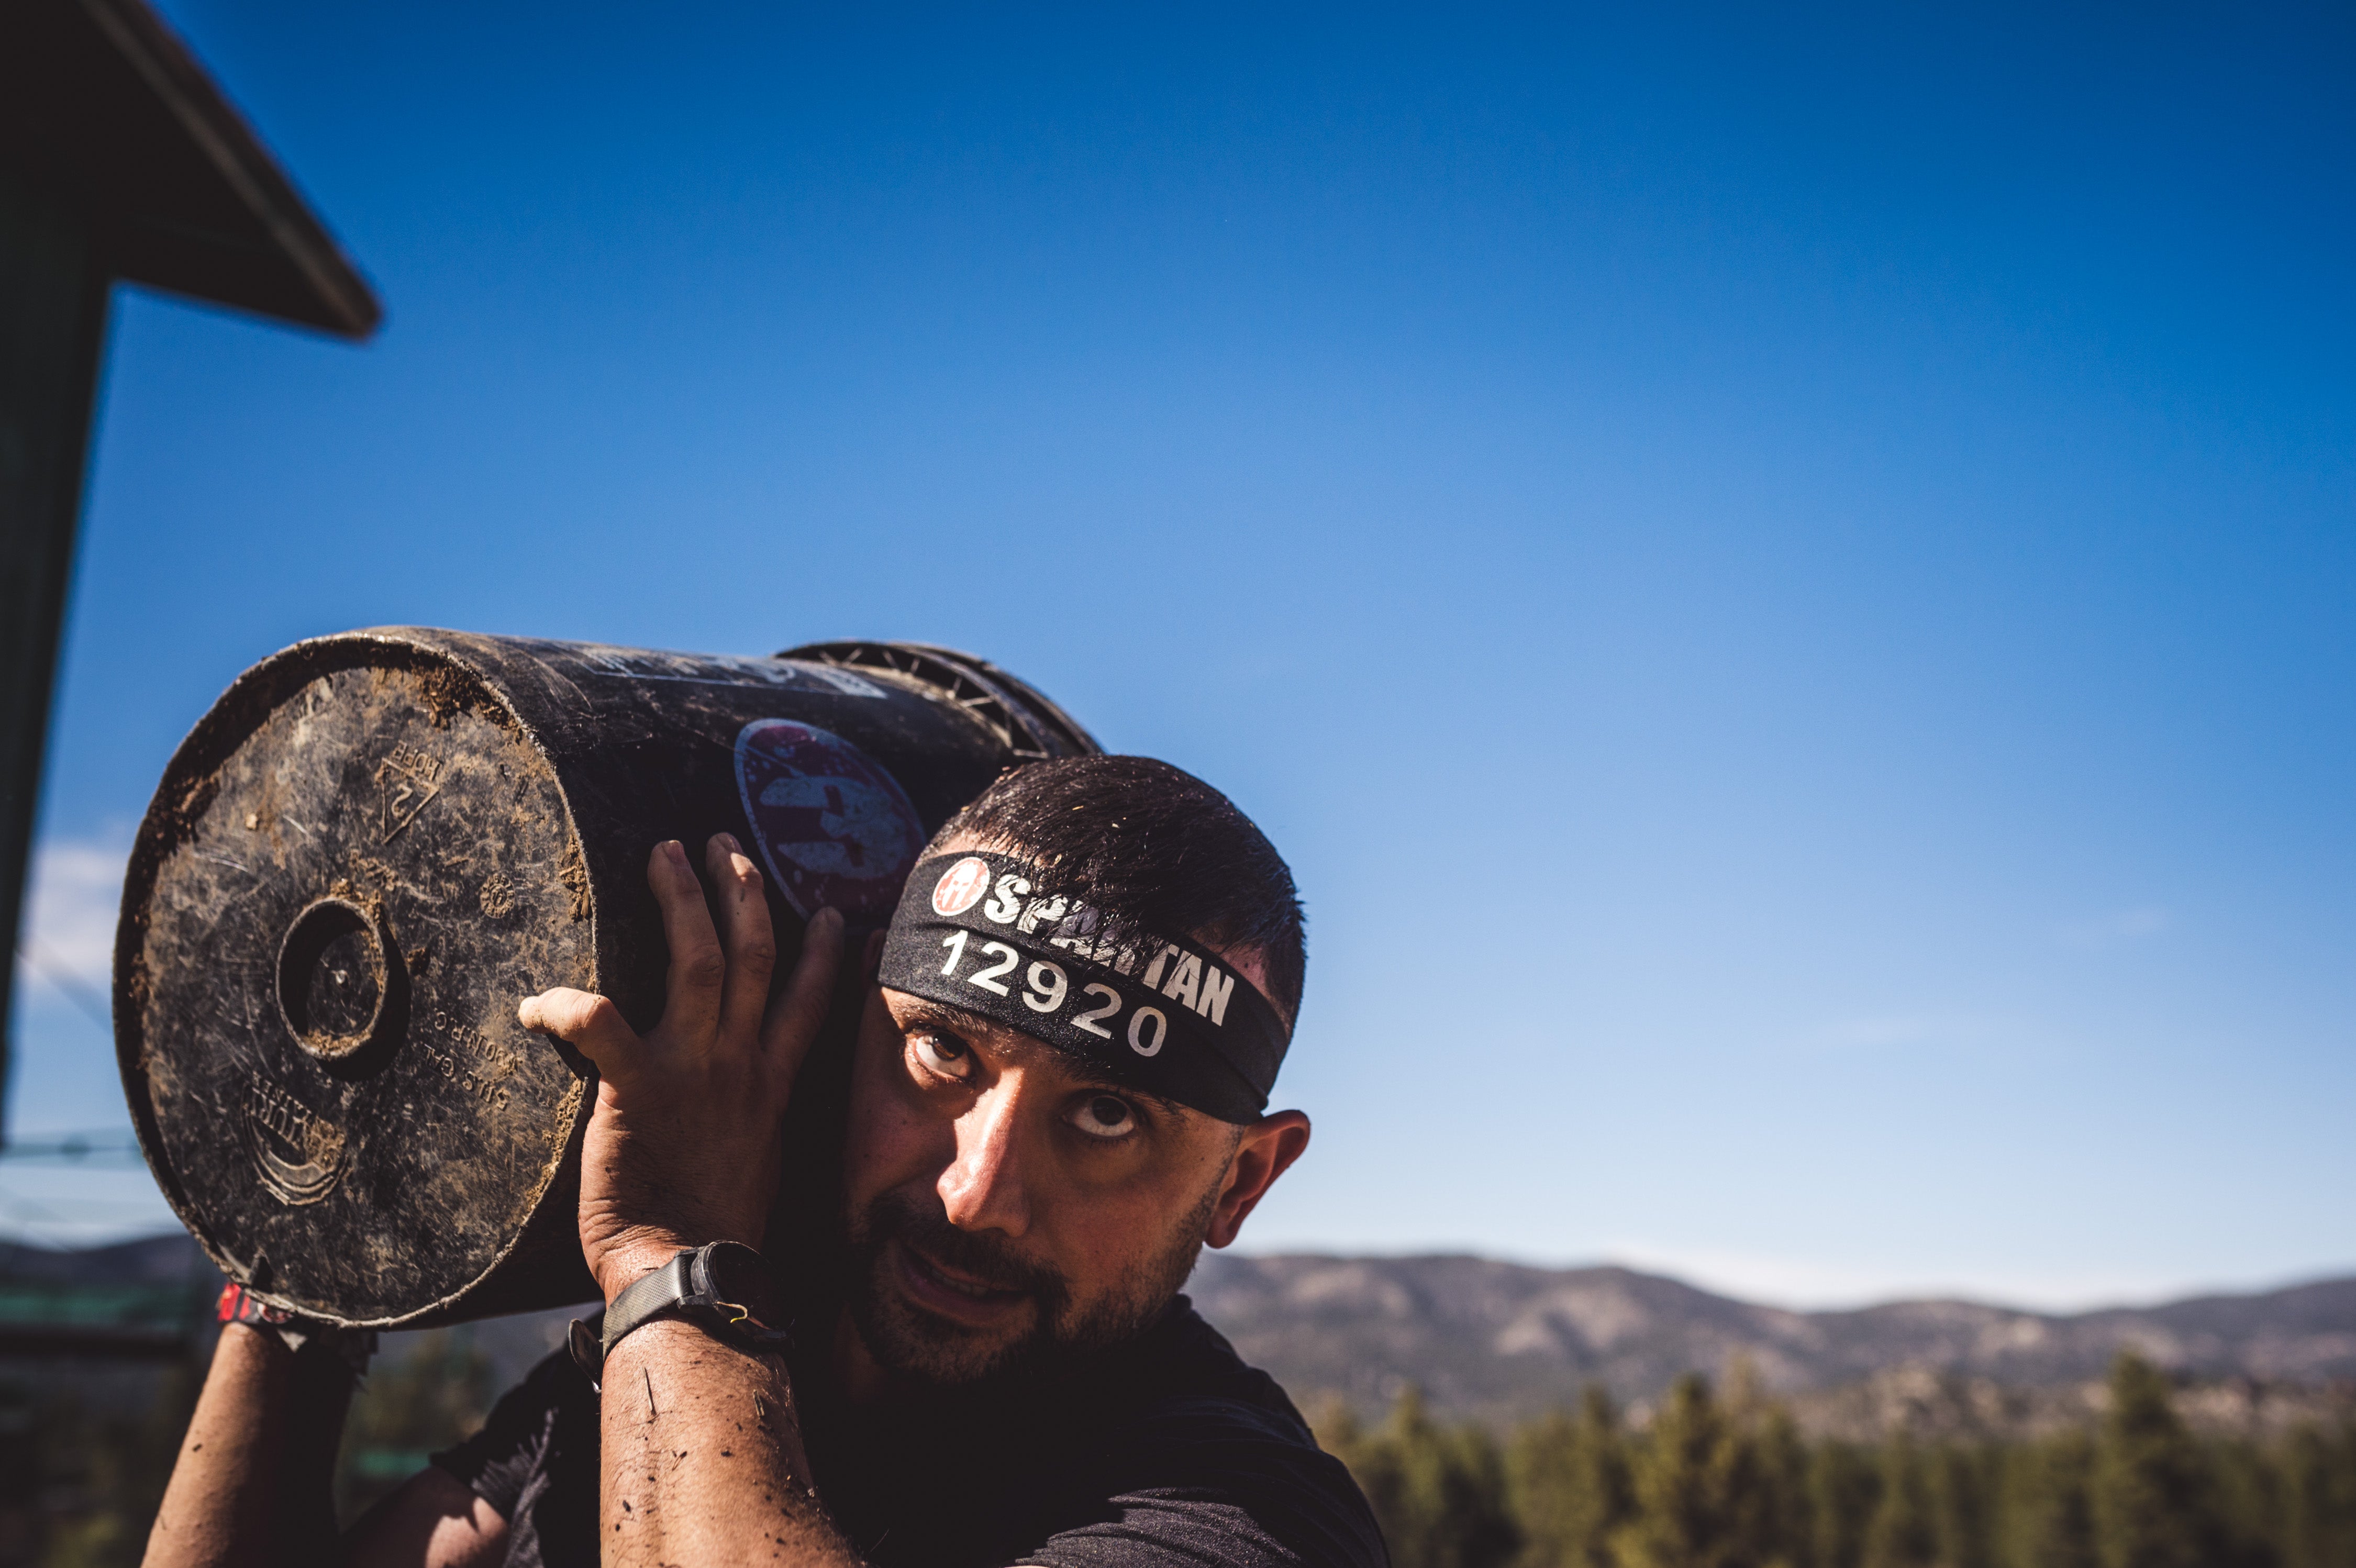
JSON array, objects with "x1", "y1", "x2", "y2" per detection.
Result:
[{"x1": 876, "y1": 851, "x2": 1290, "y2": 1122}]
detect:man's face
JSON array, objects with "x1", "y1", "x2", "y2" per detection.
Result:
[{"x1": 839, "y1": 983, "x2": 1249, "y2": 1391}]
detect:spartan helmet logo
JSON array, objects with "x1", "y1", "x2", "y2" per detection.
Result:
[{"x1": 931, "y1": 856, "x2": 992, "y2": 917}]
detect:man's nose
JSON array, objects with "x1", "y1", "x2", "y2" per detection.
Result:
[{"x1": 937, "y1": 1079, "x2": 1034, "y2": 1238}]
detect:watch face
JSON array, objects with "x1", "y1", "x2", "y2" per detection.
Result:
[{"x1": 694, "y1": 1242, "x2": 779, "y2": 1324}]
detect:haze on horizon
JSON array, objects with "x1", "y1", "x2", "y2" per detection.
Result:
[{"x1": 6, "y1": 0, "x2": 2352, "y2": 1315}]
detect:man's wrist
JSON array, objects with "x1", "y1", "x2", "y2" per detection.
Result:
[
  {"x1": 593, "y1": 1233, "x2": 703, "y2": 1303},
  {"x1": 593, "y1": 1216, "x2": 771, "y2": 1300},
  {"x1": 606, "y1": 1314, "x2": 787, "y2": 1364},
  {"x1": 216, "y1": 1282, "x2": 377, "y2": 1377},
  {"x1": 572, "y1": 1240, "x2": 790, "y2": 1389}
]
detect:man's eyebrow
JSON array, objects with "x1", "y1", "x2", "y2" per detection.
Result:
[
  {"x1": 892, "y1": 996, "x2": 992, "y2": 1037},
  {"x1": 886, "y1": 995, "x2": 1192, "y2": 1119},
  {"x1": 1057, "y1": 1066, "x2": 1189, "y2": 1120},
  {"x1": 1051, "y1": 1054, "x2": 1197, "y2": 1116}
]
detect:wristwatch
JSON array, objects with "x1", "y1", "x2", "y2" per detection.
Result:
[{"x1": 568, "y1": 1240, "x2": 790, "y2": 1390}]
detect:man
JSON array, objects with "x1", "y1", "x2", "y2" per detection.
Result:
[{"x1": 146, "y1": 755, "x2": 1385, "y2": 1568}]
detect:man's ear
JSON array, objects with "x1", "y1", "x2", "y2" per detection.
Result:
[
  {"x1": 862, "y1": 928, "x2": 887, "y2": 981},
  {"x1": 1205, "y1": 1110, "x2": 1310, "y2": 1250}
]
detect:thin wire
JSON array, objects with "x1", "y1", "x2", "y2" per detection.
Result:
[
  {"x1": 0, "y1": 1130, "x2": 146, "y2": 1165},
  {"x1": 0, "y1": 1180, "x2": 164, "y2": 1217},
  {"x1": 15, "y1": 946, "x2": 112, "y2": 1031}
]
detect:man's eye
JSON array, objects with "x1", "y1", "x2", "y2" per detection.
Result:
[
  {"x1": 911, "y1": 1032, "x2": 972, "y2": 1080},
  {"x1": 1066, "y1": 1094, "x2": 1137, "y2": 1141}
]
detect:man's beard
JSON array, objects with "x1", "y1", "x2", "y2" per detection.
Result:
[{"x1": 843, "y1": 1181, "x2": 1217, "y2": 1394}]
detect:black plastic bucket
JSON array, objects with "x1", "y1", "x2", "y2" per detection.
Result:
[{"x1": 113, "y1": 629, "x2": 1094, "y2": 1328}]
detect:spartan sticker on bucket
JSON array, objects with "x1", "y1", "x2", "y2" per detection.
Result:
[{"x1": 734, "y1": 720, "x2": 925, "y2": 920}]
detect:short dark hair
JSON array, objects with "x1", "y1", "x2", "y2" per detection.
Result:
[{"x1": 929, "y1": 755, "x2": 1306, "y2": 1026}]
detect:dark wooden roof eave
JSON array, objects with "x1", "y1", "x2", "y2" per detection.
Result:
[{"x1": 1, "y1": 0, "x2": 381, "y2": 339}]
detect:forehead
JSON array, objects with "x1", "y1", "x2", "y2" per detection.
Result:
[{"x1": 878, "y1": 986, "x2": 1190, "y2": 1115}]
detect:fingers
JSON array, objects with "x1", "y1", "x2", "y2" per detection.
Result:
[
  {"x1": 518, "y1": 987, "x2": 642, "y2": 1078},
  {"x1": 538, "y1": 838, "x2": 814, "y2": 1092},
  {"x1": 647, "y1": 839, "x2": 726, "y2": 1047},
  {"x1": 760, "y1": 906, "x2": 844, "y2": 1081},
  {"x1": 705, "y1": 834, "x2": 777, "y2": 1048}
]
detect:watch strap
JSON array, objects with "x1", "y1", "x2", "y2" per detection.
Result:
[
  {"x1": 602, "y1": 1249, "x2": 697, "y2": 1358},
  {"x1": 569, "y1": 1242, "x2": 788, "y2": 1390}
]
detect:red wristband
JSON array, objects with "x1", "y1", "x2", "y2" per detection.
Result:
[
  {"x1": 217, "y1": 1281, "x2": 293, "y2": 1328},
  {"x1": 215, "y1": 1282, "x2": 377, "y2": 1376}
]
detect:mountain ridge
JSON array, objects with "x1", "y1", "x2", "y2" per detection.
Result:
[
  {"x1": 1183, "y1": 1252, "x2": 2356, "y2": 1425},
  {"x1": 6, "y1": 1235, "x2": 2349, "y2": 1432}
]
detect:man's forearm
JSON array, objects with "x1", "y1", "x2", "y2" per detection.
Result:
[
  {"x1": 146, "y1": 1322, "x2": 354, "y2": 1568},
  {"x1": 601, "y1": 1321, "x2": 861, "y2": 1568}
]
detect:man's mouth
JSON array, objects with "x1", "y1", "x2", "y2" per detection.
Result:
[{"x1": 892, "y1": 1238, "x2": 1032, "y2": 1325}]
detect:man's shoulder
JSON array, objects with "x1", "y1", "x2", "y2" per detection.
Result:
[
  {"x1": 1020, "y1": 1298, "x2": 1387, "y2": 1568},
  {"x1": 1032, "y1": 1390, "x2": 1387, "y2": 1568},
  {"x1": 1119, "y1": 1295, "x2": 1313, "y2": 1431},
  {"x1": 1090, "y1": 1298, "x2": 1339, "y2": 1482},
  {"x1": 1096, "y1": 1387, "x2": 1354, "y2": 1497}
]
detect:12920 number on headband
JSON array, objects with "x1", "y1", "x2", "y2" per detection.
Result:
[{"x1": 937, "y1": 930, "x2": 1168, "y2": 1056}]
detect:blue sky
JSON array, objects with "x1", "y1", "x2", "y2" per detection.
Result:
[{"x1": 8, "y1": 1, "x2": 2352, "y2": 1309}]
